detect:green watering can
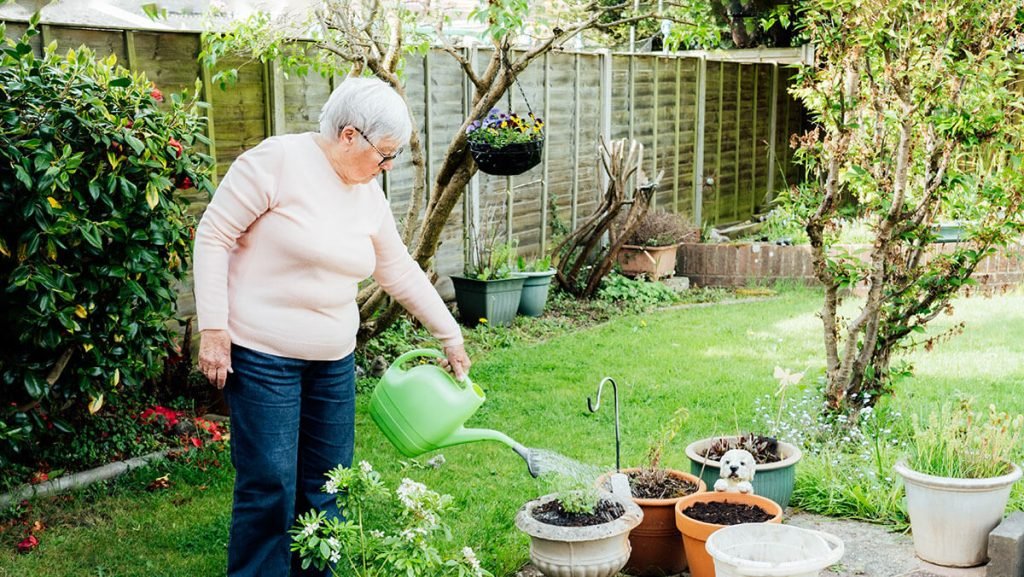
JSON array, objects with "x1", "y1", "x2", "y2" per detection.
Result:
[{"x1": 369, "y1": 349, "x2": 540, "y2": 476}]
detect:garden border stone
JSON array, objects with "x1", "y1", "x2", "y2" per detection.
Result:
[
  {"x1": 987, "y1": 512, "x2": 1024, "y2": 577},
  {"x1": 0, "y1": 449, "x2": 172, "y2": 509}
]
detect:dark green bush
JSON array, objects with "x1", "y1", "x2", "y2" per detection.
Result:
[{"x1": 0, "y1": 23, "x2": 215, "y2": 467}]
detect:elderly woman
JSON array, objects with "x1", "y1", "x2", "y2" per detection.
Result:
[{"x1": 193, "y1": 77, "x2": 470, "y2": 577}]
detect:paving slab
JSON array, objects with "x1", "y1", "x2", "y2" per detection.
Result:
[{"x1": 515, "y1": 510, "x2": 992, "y2": 577}]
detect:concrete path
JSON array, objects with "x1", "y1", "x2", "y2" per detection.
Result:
[{"x1": 515, "y1": 510, "x2": 990, "y2": 577}]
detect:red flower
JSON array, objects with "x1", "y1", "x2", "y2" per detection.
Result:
[
  {"x1": 125, "y1": 119, "x2": 134, "y2": 128},
  {"x1": 178, "y1": 176, "x2": 193, "y2": 189},
  {"x1": 29, "y1": 471, "x2": 48, "y2": 485},
  {"x1": 167, "y1": 138, "x2": 183, "y2": 158},
  {"x1": 139, "y1": 406, "x2": 183, "y2": 430},
  {"x1": 189, "y1": 437, "x2": 203, "y2": 448},
  {"x1": 17, "y1": 534, "x2": 39, "y2": 554},
  {"x1": 150, "y1": 88, "x2": 164, "y2": 102}
]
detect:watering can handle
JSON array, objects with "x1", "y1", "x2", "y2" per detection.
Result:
[
  {"x1": 390, "y1": 349, "x2": 474, "y2": 385},
  {"x1": 392, "y1": 348, "x2": 446, "y2": 368}
]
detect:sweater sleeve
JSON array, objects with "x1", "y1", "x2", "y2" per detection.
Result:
[
  {"x1": 193, "y1": 138, "x2": 282, "y2": 332},
  {"x1": 371, "y1": 200, "x2": 464, "y2": 348}
]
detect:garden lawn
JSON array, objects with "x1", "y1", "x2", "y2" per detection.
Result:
[{"x1": 4, "y1": 288, "x2": 1024, "y2": 576}]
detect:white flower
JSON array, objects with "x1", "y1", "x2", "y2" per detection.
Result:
[
  {"x1": 396, "y1": 478, "x2": 428, "y2": 509},
  {"x1": 370, "y1": 530, "x2": 385, "y2": 539},
  {"x1": 324, "y1": 479, "x2": 339, "y2": 494},
  {"x1": 327, "y1": 537, "x2": 340, "y2": 550},
  {"x1": 400, "y1": 528, "x2": 418, "y2": 542},
  {"x1": 426, "y1": 454, "x2": 446, "y2": 468},
  {"x1": 359, "y1": 460, "x2": 373, "y2": 474},
  {"x1": 302, "y1": 519, "x2": 320, "y2": 537},
  {"x1": 329, "y1": 551, "x2": 341, "y2": 564},
  {"x1": 462, "y1": 546, "x2": 481, "y2": 570}
]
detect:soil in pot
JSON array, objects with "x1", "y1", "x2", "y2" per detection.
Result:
[
  {"x1": 682, "y1": 501, "x2": 774, "y2": 525},
  {"x1": 703, "y1": 433, "x2": 781, "y2": 464},
  {"x1": 532, "y1": 499, "x2": 625, "y2": 527},
  {"x1": 628, "y1": 469, "x2": 700, "y2": 499}
]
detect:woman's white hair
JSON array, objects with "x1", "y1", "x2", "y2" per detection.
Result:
[{"x1": 319, "y1": 77, "x2": 412, "y2": 147}]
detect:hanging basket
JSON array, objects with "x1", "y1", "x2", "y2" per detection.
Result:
[{"x1": 469, "y1": 137, "x2": 545, "y2": 176}]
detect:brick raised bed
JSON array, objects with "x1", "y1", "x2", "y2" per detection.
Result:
[{"x1": 676, "y1": 242, "x2": 1024, "y2": 290}]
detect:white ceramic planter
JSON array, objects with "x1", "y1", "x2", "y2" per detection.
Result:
[
  {"x1": 894, "y1": 460, "x2": 1022, "y2": 567},
  {"x1": 515, "y1": 491, "x2": 644, "y2": 577}
]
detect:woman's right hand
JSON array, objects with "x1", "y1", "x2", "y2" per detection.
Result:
[{"x1": 198, "y1": 329, "x2": 232, "y2": 389}]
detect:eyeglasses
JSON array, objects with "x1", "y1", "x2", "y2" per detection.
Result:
[{"x1": 353, "y1": 127, "x2": 402, "y2": 167}]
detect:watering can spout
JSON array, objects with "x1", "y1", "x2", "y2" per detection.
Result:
[{"x1": 438, "y1": 428, "x2": 541, "y2": 478}]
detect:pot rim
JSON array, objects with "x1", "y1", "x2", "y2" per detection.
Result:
[
  {"x1": 515, "y1": 491, "x2": 644, "y2": 542},
  {"x1": 620, "y1": 243, "x2": 681, "y2": 251},
  {"x1": 511, "y1": 269, "x2": 557, "y2": 278},
  {"x1": 685, "y1": 436, "x2": 803, "y2": 472},
  {"x1": 674, "y1": 491, "x2": 783, "y2": 537},
  {"x1": 894, "y1": 460, "x2": 1023, "y2": 491},
  {"x1": 604, "y1": 468, "x2": 707, "y2": 506}
]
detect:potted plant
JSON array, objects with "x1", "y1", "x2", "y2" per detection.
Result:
[
  {"x1": 673, "y1": 491, "x2": 783, "y2": 577},
  {"x1": 466, "y1": 107, "x2": 545, "y2": 176},
  {"x1": 619, "y1": 409, "x2": 706, "y2": 577},
  {"x1": 894, "y1": 397, "x2": 1024, "y2": 567},
  {"x1": 516, "y1": 474, "x2": 644, "y2": 577},
  {"x1": 514, "y1": 254, "x2": 556, "y2": 317},
  {"x1": 615, "y1": 209, "x2": 698, "y2": 280},
  {"x1": 451, "y1": 219, "x2": 525, "y2": 327},
  {"x1": 685, "y1": 367, "x2": 805, "y2": 509},
  {"x1": 685, "y1": 433, "x2": 802, "y2": 509}
]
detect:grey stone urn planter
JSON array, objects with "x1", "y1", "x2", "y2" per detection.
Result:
[{"x1": 515, "y1": 491, "x2": 644, "y2": 577}]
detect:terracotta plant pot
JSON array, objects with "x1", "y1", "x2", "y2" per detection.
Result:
[
  {"x1": 616, "y1": 244, "x2": 680, "y2": 280},
  {"x1": 516, "y1": 491, "x2": 644, "y2": 577},
  {"x1": 620, "y1": 468, "x2": 707, "y2": 577},
  {"x1": 674, "y1": 491, "x2": 783, "y2": 577},
  {"x1": 685, "y1": 436, "x2": 803, "y2": 508}
]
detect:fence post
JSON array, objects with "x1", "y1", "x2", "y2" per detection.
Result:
[
  {"x1": 541, "y1": 51, "x2": 551, "y2": 255},
  {"x1": 572, "y1": 52, "x2": 581, "y2": 231},
  {"x1": 463, "y1": 45, "x2": 480, "y2": 268},
  {"x1": 123, "y1": 30, "x2": 136, "y2": 71},
  {"x1": 673, "y1": 56, "x2": 682, "y2": 212},
  {"x1": 423, "y1": 51, "x2": 433, "y2": 201},
  {"x1": 600, "y1": 49, "x2": 613, "y2": 199},
  {"x1": 751, "y1": 64, "x2": 759, "y2": 216},
  {"x1": 692, "y1": 56, "x2": 707, "y2": 228},
  {"x1": 714, "y1": 61, "x2": 724, "y2": 224},
  {"x1": 199, "y1": 58, "x2": 219, "y2": 185},
  {"x1": 766, "y1": 63, "x2": 779, "y2": 201},
  {"x1": 651, "y1": 55, "x2": 659, "y2": 209},
  {"x1": 734, "y1": 64, "x2": 742, "y2": 220}
]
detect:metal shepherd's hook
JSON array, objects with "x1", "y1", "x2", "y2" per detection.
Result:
[{"x1": 587, "y1": 377, "x2": 620, "y2": 472}]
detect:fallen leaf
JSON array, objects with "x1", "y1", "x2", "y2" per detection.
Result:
[{"x1": 146, "y1": 474, "x2": 171, "y2": 492}]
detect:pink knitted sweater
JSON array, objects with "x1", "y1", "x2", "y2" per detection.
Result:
[{"x1": 193, "y1": 133, "x2": 462, "y2": 360}]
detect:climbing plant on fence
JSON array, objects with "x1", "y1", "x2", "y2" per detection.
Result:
[{"x1": 0, "y1": 21, "x2": 215, "y2": 466}]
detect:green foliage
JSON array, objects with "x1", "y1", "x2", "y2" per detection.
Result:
[
  {"x1": 290, "y1": 462, "x2": 492, "y2": 577},
  {"x1": 516, "y1": 254, "x2": 552, "y2": 273},
  {"x1": 906, "y1": 396, "x2": 1024, "y2": 479},
  {"x1": 540, "y1": 472, "x2": 602, "y2": 515},
  {"x1": 0, "y1": 25, "x2": 215, "y2": 467},
  {"x1": 597, "y1": 273, "x2": 679, "y2": 310},
  {"x1": 789, "y1": 0, "x2": 1024, "y2": 405},
  {"x1": 464, "y1": 211, "x2": 518, "y2": 281}
]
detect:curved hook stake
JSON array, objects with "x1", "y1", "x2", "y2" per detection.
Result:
[{"x1": 587, "y1": 377, "x2": 620, "y2": 472}]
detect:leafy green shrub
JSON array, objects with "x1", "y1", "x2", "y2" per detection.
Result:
[
  {"x1": 597, "y1": 272, "x2": 679, "y2": 310},
  {"x1": 906, "y1": 397, "x2": 1023, "y2": 479},
  {"x1": 0, "y1": 24, "x2": 215, "y2": 467}
]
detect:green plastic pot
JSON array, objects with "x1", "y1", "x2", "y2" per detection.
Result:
[
  {"x1": 515, "y1": 269, "x2": 556, "y2": 317},
  {"x1": 685, "y1": 436, "x2": 802, "y2": 509},
  {"x1": 451, "y1": 275, "x2": 526, "y2": 327}
]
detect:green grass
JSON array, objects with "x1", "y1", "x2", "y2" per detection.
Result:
[{"x1": 5, "y1": 288, "x2": 1024, "y2": 576}]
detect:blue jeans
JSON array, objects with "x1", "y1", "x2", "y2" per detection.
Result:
[{"x1": 224, "y1": 345, "x2": 355, "y2": 577}]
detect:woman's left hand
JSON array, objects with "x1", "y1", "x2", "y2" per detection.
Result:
[{"x1": 441, "y1": 344, "x2": 472, "y2": 381}]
